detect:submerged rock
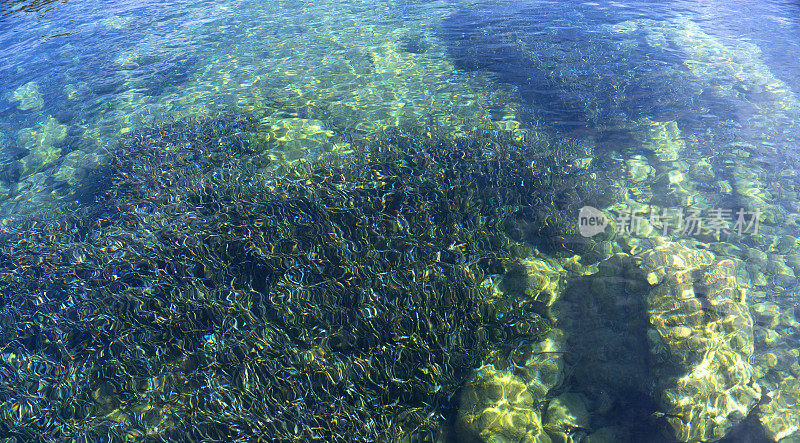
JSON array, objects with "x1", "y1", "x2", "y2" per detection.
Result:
[
  {"x1": 635, "y1": 119, "x2": 685, "y2": 162},
  {"x1": 16, "y1": 116, "x2": 67, "y2": 177},
  {"x1": 625, "y1": 155, "x2": 655, "y2": 183},
  {"x1": 463, "y1": 255, "x2": 573, "y2": 442},
  {"x1": 491, "y1": 256, "x2": 567, "y2": 311},
  {"x1": 758, "y1": 376, "x2": 800, "y2": 441},
  {"x1": 640, "y1": 240, "x2": 760, "y2": 442},
  {"x1": 456, "y1": 364, "x2": 551, "y2": 443},
  {"x1": 543, "y1": 392, "x2": 590, "y2": 441},
  {"x1": 10, "y1": 81, "x2": 44, "y2": 111},
  {"x1": 750, "y1": 301, "x2": 800, "y2": 441},
  {"x1": 520, "y1": 329, "x2": 567, "y2": 401}
]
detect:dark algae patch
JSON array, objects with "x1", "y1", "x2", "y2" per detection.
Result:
[{"x1": 0, "y1": 116, "x2": 602, "y2": 441}]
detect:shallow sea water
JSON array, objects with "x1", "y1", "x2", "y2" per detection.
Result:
[{"x1": 1, "y1": 0, "x2": 800, "y2": 441}]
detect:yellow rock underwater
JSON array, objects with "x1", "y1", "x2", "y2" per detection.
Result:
[
  {"x1": 457, "y1": 364, "x2": 551, "y2": 443},
  {"x1": 640, "y1": 240, "x2": 760, "y2": 442}
]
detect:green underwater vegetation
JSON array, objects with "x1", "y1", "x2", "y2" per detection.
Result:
[{"x1": 0, "y1": 116, "x2": 601, "y2": 441}]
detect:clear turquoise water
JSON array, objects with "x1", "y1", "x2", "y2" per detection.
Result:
[
  {"x1": 3, "y1": 0, "x2": 800, "y2": 162},
  {"x1": 2, "y1": 0, "x2": 800, "y2": 441}
]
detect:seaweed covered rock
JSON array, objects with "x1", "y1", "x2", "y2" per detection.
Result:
[
  {"x1": 459, "y1": 255, "x2": 569, "y2": 443},
  {"x1": 0, "y1": 116, "x2": 600, "y2": 441},
  {"x1": 476, "y1": 255, "x2": 566, "y2": 347},
  {"x1": 640, "y1": 239, "x2": 761, "y2": 442},
  {"x1": 475, "y1": 253, "x2": 569, "y2": 400},
  {"x1": 501, "y1": 257, "x2": 566, "y2": 310},
  {"x1": 456, "y1": 364, "x2": 551, "y2": 443}
]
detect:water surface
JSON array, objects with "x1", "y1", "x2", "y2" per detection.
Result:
[{"x1": 1, "y1": 0, "x2": 799, "y2": 441}]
